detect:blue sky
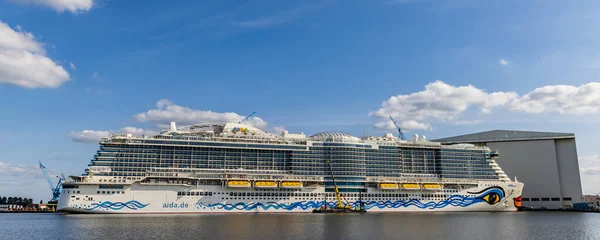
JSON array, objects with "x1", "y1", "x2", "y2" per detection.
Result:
[{"x1": 2, "y1": 0, "x2": 600, "y2": 201}]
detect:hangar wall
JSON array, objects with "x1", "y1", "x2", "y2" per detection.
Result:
[{"x1": 434, "y1": 130, "x2": 583, "y2": 209}]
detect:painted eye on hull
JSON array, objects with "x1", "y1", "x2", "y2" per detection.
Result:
[{"x1": 481, "y1": 192, "x2": 501, "y2": 205}]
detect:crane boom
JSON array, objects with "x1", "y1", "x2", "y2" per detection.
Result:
[
  {"x1": 326, "y1": 160, "x2": 346, "y2": 209},
  {"x1": 389, "y1": 116, "x2": 406, "y2": 140},
  {"x1": 39, "y1": 161, "x2": 55, "y2": 192},
  {"x1": 38, "y1": 161, "x2": 64, "y2": 202},
  {"x1": 238, "y1": 111, "x2": 257, "y2": 124}
]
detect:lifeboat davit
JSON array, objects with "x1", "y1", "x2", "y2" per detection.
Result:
[
  {"x1": 379, "y1": 183, "x2": 399, "y2": 190},
  {"x1": 227, "y1": 180, "x2": 251, "y2": 188},
  {"x1": 280, "y1": 181, "x2": 303, "y2": 188},
  {"x1": 254, "y1": 181, "x2": 277, "y2": 188},
  {"x1": 401, "y1": 183, "x2": 420, "y2": 190},
  {"x1": 423, "y1": 183, "x2": 442, "y2": 190}
]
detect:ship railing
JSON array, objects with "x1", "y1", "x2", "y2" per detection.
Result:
[
  {"x1": 145, "y1": 172, "x2": 194, "y2": 178},
  {"x1": 364, "y1": 177, "x2": 495, "y2": 185},
  {"x1": 128, "y1": 134, "x2": 308, "y2": 146},
  {"x1": 144, "y1": 169, "x2": 324, "y2": 182}
]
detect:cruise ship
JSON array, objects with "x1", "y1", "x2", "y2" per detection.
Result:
[{"x1": 58, "y1": 122, "x2": 523, "y2": 213}]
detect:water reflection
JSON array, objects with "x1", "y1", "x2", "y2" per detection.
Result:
[{"x1": 1, "y1": 212, "x2": 600, "y2": 240}]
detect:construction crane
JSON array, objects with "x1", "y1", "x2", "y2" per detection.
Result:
[
  {"x1": 389, "y1": 116, "x2": 406, "y2": 140},
  {"x1": 38, "y1": 161, "x2": 65, "y2": 203},
  {"x1": 238, "y1": 111, "x2": 256, "y2": 124},
  {"x1": 326, "y1": 160, "x2": 350, "y2": 209},
  {"x1": 312, "y1": 160, "x2": 365, "y2": 213}
]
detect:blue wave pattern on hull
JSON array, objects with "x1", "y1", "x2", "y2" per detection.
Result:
[
  {"x1": 198, "y1": 201, "x2": 324, "y2": 211},
  {"x1": 198, "y1": 188, "x2": 504, "y2": 211},
  {"x1": 87, "y1": 200, "x2": 149, "y2": 210}
]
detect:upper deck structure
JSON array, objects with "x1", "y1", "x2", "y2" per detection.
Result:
[{"x1": 90, "y1": 122, "x2": 508, "y2": 182}]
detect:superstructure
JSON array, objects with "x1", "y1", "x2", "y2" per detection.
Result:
[{"x1": 58, "y1": 122, "x2": 523, "y2": 213}]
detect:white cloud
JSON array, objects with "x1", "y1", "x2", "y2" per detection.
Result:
[
  {"x1": 69, "y1": 127, "x2": 159, "y2": 144},
  {"x1": 134, "y1": 99, "x2": 269, "y2": 129},
  {"x1": 580, "y1": 155, "x2": 600, "y2": 162},
  {"x1": 499, "y1": 59, "x2": 510, "y2": 65},
  {"x1": 581, "y1": 167, "x2": 600, "y2": 175},
  {"x1": 374, "y1": 120, "x2": 432, "y2": 131},
  {"x1": 0, "y1": 23, "x2": 45, "y2": 53},
  {"x1": 510, "y1": 82, "x2": 600, "y2": 114},
  {"x1": 272, "y1": 125, "x2": 287, "y2": 134},
  {"x1": 0, "y1": 162, "x2": 39, "y2": 176},
  {"x1": 70, "y1": 99, "x2": 275, "y2": 144},
  {"x1": 400, "y1": 120, "x2": 431, "y2": 131},
  {"x1": 372, "y1": 81, "x2": 600, "y2": 131},
  {"x1": 11, "y1": 0, "x2": 94, "y2": 13},
  {"x1": 120, "y1": 127, "x2": 158, "y2": 136},
  {"x1": 454, "y1": 120, "x2": 483, "y2": 125},
  {"x1": 0, "y1": 21, "x2": 70, "y2": 88},
  {"x1": 371, "y1": 80, "x2": 517, "y2": 131},
  {"x1": 68, "y1": 130, "x2": 110, "y2": 144},
  {"x1": 70, "y1": 62, "x2": 76, "y2": 70}
]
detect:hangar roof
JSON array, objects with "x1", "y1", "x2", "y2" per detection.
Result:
[{"x1": 433, "y1": 130, "x2": 574, "y2": 144}]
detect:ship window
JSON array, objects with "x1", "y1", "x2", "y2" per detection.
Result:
[
  {"x1": 551, "y1": 198, "x2": 560, "y2": 201},
  {"x1": 564, "y1": 197, "x2": 572, "y2": 201},
  {"x1": 541, "y1": 198, "x2": 550, "y2": 201},
  {"x1": 531, "y1": 198, "x2": 540, "y2": 201},
  {"x1": 97, "y1": 191, "x2": 100, "y2": 194},
  {"x1": 101, "y1": 191, "x2": 106, "y2": 194}
]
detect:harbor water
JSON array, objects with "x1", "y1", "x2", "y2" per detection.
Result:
[{"x1": 1, "y1": 212, "x2": 600, "y2": 240}]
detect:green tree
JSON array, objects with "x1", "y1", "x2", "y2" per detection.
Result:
[
  {"x1": 0, "y1": 196, "x2": 4, "y2": 204},
  {"x1": 16, "y1": 197, "x2": 23, "y2": 205},
  {"x1": 7, "y1": 197, "x2": 13, "y2": 204}
]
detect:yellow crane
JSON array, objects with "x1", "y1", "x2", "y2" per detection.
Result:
[
  {"x1": 326, "y1": 160, "x2": 350, "y2": 209},
  {"x1": 313, "y1": 160, "x2": 366, "y2": 213}
]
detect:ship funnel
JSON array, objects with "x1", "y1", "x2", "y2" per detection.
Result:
[{"x1": 170, "y1": 122, "x2": 177, "y2": 132}]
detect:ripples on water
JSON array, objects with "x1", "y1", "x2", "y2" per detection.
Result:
[{"x1": 2, "y1": 212, "x2": 600, "y2": 240}]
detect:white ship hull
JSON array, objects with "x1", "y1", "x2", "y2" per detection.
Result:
[{"x1": 58, "y1": 181, "x2": 523, "y2": 214}]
